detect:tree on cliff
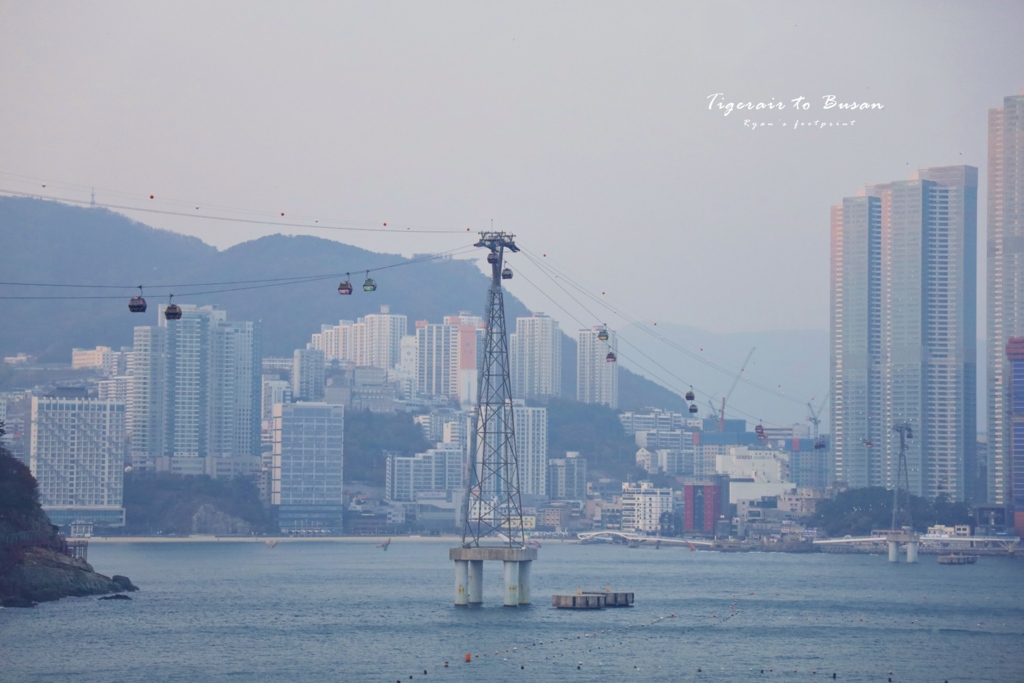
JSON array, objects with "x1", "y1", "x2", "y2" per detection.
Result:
[{"x1": 0, "y1": 422, "x2": 50, "y2": 532}]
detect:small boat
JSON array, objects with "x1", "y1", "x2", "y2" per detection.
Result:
[
  {"x1": 266, "y1": 540, "x2": 278, "y2": 549},
  {"x1": 937, "y1": 553, "x2": 977, "y2": 565}
]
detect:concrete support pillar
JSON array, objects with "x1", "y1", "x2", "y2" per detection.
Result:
[
  {"x1": 468, "y1": 560, "x2": 483, "y2": 604},
  {"x1": 906, "y1": 541, "x2": 918, "y2": 563},
  {"x1": 503, "y1": 561, "x2": 520, "y2": 607},
  {"x1": 455, "y1": 560, "x2": 469, "y2": 606},
  {"x1": 889, "y1": 541, "x2": 898, "y2": 562},
  {"x1": 518, "y1": 560, "x2": 532, "y2": 605}
]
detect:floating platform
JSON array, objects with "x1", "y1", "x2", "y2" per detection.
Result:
[
  {"x1": 553, "y1": 594, "x2": 606, "y2": 609},
  {"x1": 583, "y1": 590, "x2": 634, "y2": 607},
  {"x1": 937, "y1": 554, "x2": 977, "y2": 565}
]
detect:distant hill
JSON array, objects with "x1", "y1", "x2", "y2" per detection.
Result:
[{"x1": 0, "y1": 197, "x2": 682, "y2": 410}]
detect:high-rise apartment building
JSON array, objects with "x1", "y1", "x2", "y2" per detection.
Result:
[
  {"x1": 547, "y1": 452, "x2": 587, "y2": 501},
  {"x1": 72, "y1": 346, "x2": 131, "y2": 376},
  {"x1": 577, "y1": 326, "x2": 618, "y2": 409},
  {"x1": 128, "y1": 305, "x2": 262, "y2": 476},
  {"x1": 293, "y1": 347, "x2": 325, "y2": 402},
  {"x1": 308, "y1": 306, "x2": 408, "y2": 370},
  {"x1": 272, "y1": 402, "x2": 345, "y2": 532},
  {"x1": 831, "y1": 166, "x2": 977, "y2": 500},
  {"x1": 987, "y1": 91, "x2": 1024, "y2": 506},
  {"x1": 510, "y1": 313, "x2": 561, "y2": 401},
  {"x1": 31, "y1": 391, "x2": 126, "y2": 527},
  {"x1": 512, "y1": 400, "x2": 547, "y2": 497}
]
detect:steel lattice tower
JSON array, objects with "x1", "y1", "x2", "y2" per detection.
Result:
[
  {"x1": 891, "y1": 422, "x2": 914, "y2": 531},
  {"x1": 460, "y1": 231, "x2": 525, "y2": 548}
]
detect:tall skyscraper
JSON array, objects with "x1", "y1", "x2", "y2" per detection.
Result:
[
  {"x1": 510, "y1": 312, "x2": 562, "y2": 401},
  {"x1": 415, "y1": 319, "x2": 459, "y2": 400},
  {"x1": 128, "y1": 305, "x2": 262, "y2": 476},
  {"x1": 272, "y1": 402, "x2": 345, "y2": 533},
  {"x1": 831, "y1": 166, "x2": 977, "y2": 500},
  {"x1": 31, "y1": 390, "x2": 126, "y2": 527},
  {"x1": 987, "y1": 90, "x2": 1024, "y2": 506},
  {"x1": 577, "y1": 326, "x2": 618, "y2": 409}
]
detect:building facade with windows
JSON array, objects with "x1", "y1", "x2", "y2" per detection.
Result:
[
  {"x1": 31, "y1": 392, "x2": 126, "y2": 527},
  {"x1": 577, "y1": 327, "x2": 617, "y2": 409},
  {"x1": 510, "y1": 312, "x2": 561, "y2": 401},
  {"x1": 272, "y1": 402, "x2": 345, "y2": 533}
]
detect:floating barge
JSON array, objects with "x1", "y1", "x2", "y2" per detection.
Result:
[
  {"x1": 937, "y1": 553, "x2": 977, "y2": 565},
  {"x1": 553, "y1": 590, "x2": 634, "y2": 609}
]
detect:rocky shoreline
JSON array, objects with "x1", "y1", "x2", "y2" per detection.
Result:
[{"x1": 0, "y1": 545, "x2": 139, "y2": 608}]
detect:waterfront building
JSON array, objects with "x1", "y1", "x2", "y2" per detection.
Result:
[
  {"x1": 510, "y1": 312, "x2": 561, "y2": 401},
  {"x1": 272, "y1": 402, "x2": 345, "y2": 533},
  {"x1": 31, "y1": 390, "x2": 126, "y2": 527},
  {"x1": 830, "y1": 165, "x2": 977, "y2": 500},
  {"x1": 621, "y1": 481, "x2": 673, "y2": 535},
  {"x1": 547, "y1": 451, "x2": 586, "y2": 502},
  {"x1": 683, "y1": 483, "x2": 722, "y2": 534},
  {"x1": 1007, "y1": 338, "x2": 1024, "y2": 535},
  {"x1": 987, "y1": 91, "x2": 1024, "y2": 506},
  {"x1": 293, "y1": 347, "x2": 325, "y2": 401},
  {"x1": 577, "y1": 326, "x2": 618, "y2": 408}
]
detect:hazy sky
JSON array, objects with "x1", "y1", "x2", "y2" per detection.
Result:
[{"x1": 2, "y1": 1, "x2": 1022, "y2": 336}]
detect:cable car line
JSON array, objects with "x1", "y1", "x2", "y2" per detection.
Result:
[
  {"x1": 518, "y1": 246, "x2": 808, "y2": 407},
  {"x1": 510, "y1": 263, "x2": 773, "y2": 426},
  {"x1": 0, "y1": 187, "x2": 470, "y2": 234},
  {"x1": 0, "y1": 245, "x2": 477, "y2": 300}
]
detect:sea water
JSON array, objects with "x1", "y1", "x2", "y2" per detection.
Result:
[{"x1": 2, "y1": 541, "x2": 1022, "y2": 682}]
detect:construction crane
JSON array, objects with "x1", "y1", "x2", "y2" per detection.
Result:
[
  {"x1": 713, "y1": 348, "x2": 755, "y2": 432},
  {"x1": 806, "y1": 391, "x2": 830, "y2": 439}
]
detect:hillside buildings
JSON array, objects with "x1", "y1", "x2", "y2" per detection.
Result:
[
  {"x1": 128, "y1": 305, "x2": 262, "y2": 477},
  {"x1": 72, "y1": 346, "x2": 131, "y2": 376},
  {"x1": 384, "y1": 444, "x2": 464, "y2": 503},
  {"x1": 30, "y1": 389, "x2": 126, "y2": 527},
  {"x1": 987, "y1": 91, "x2": 1024, "y2": 507},
  {"x1": 309, "y1": 306, "x2": 408, "y2": 370},
  {"x1": 577, "y1": 326, "x2": 618, "y2": 409},
  {"x1": 830, "y1": 165, "x2": 978, "y2": 501},
  {"x1": 271, "y1": 402, "x2": 345, "y2": 533},
  {"x1": 510, "y1": 312, "x2": 561, "y2": 401}
]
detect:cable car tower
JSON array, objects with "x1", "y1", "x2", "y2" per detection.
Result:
[
  {"x1": 461, "y1": 231, "x2": 524, "y2": 548},
  {"x1": 451, "y1": 231, "x2": 536, "y2": 608}
]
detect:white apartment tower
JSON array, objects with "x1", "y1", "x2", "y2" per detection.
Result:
[
  {"x1": 293, "y1": 347, "x2": 326, "y2": 402},
  {"x1": 512, "y1": 400, "x2": 548, "y2": 497},
  {"x1": 577, "y1": 326, "x2": 618, "y2": 409},
  {"x1": 510, "y1": 312, "x2": 561, "y2": 401}
]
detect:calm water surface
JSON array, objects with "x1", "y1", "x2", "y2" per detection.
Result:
[{"x1": 2, "y1": 541, "x2": 1022, "y2": 682}]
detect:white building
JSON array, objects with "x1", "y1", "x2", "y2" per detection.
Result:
[
  {"x1": 513, "y1": 400, "x2": 547, "y2": 497},
  {"x1": 620, "y1": 410, "x2": 700, "y2": 436},
  {"x1": 620, "y1": 481, "x2": 673, "y2": 535},
  {"x1": 385, "y1": 443, "x2": 464, "y2": 503},
  {"x1": 31, "y1": 393, "x2": 126, "y2": 527},
  {"x1": 715, "y1": 447, "x2": 789, "y2": 483},
  {"x1": 510, "y1": 312, "x2": 561, "y2": 401},
  {"x1": 272, "y1": 402, "x2": 345, "y2": 532},
  {"x1": 72, "y1": 346, "x2": 130, "y2": 376},
  {"x1": 577, "y1": 326, "x2": 618, "y2": 409}
]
